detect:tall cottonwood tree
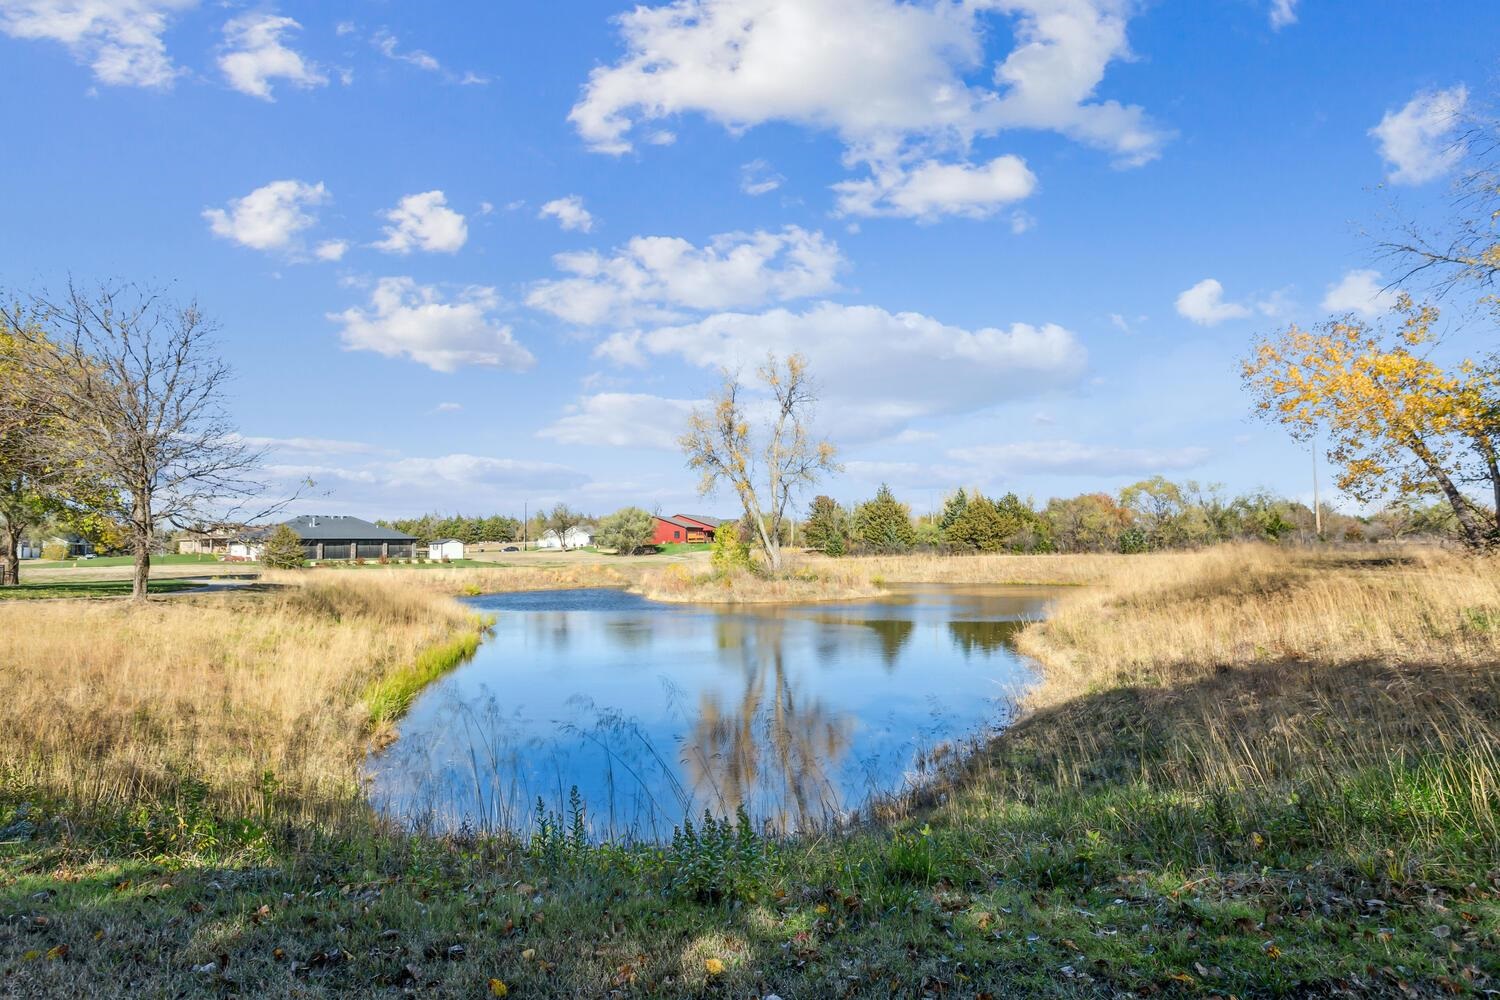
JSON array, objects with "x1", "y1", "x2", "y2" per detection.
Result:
[
  {"x1": 1243, "y1": 298, "x2": 1499, "y2": 550},
  {"x1": 680, "y1": 354, "x2": 838, "y2": 572},
  {"x1": 10, "y1": 282, "x2": 274, "y2": 600}
]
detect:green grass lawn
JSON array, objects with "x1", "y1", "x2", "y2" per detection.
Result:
[
  {"x1": 27, "y1": 553, "x2": 227, "y2": 569},
  {"x1": 313, "y1": 558, "x2": 494, "y2": 569},
  {"x1": 654, "y1": 542, "x2": 712, "y2": 554},
  {"x1": 0, "y1": 579, "x2": 204, "y2": 600}
]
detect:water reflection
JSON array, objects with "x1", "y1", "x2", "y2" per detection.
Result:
[
  {"x1": 685, "y1": 618, "x2": 852, "y2": 829},
  {"x1": 369, "y1": 584, "x2": 1055, "y2": 839}
]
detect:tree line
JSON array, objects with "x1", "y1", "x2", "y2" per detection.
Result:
[
  {"x1": 798, "y1": 478, "x2": 1461, "y2": 557},
  {"x1": 376, "y1": 512, "x2": 524, "y2": 545}
]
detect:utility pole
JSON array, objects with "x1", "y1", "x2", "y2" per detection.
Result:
[
  {"x1": 523, "y1": 501, "x2": 528, "y2": 550},
  {"x1": 1312, "y1": 440, "x2": 1323, "y2": 537}
]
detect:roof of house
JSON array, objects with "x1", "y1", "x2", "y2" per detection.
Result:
[
  {"x1": 542, "y1": 525, "x2": 593, "y2": 536},
  {"x1": 676, "y1": 514, "x2": 727, "y2": 527},
  {"x1": 429, "y1": 537, "x2": 463, "y2": 545},
  {"x1": 282, "y1": 515, "x2": 416, "y2": 542},
  {"x1": 653, "y1": 515, "x2": 696, "y2": 528}
]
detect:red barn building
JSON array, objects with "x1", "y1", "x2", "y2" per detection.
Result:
[{"x1": 650, "y1": 514, "x2": 726, "y2": 545}]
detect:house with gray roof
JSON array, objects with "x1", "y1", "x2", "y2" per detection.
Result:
[{"x1": 233, "y1": 515, "x2": 417, "y2": 561}]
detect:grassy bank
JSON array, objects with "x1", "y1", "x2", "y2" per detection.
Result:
[
  {"x1": 632, "y1": 560, "x2": 885, "y2": 603},
  {"x1": 0, "y1": 575, "x2": 487, "y2": 827},
  {"x1": 1, "y1": 547, "x2": 1497, "y2": 997}
]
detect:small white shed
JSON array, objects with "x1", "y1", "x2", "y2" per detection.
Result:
[{"x1": 429, "y1": 538, "x2": 466, "y2": 560}]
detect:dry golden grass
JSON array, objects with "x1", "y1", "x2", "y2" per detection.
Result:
[
  {"x1": 946, "y1": 543, "x2": 1500, "y2": 854},
  {"x1": 0, "y1": 574, "x2": 486, "y2": 826},
  {"x1": 802, "y1": 549, "x2": 1135, "y2": 587},
  {"x1": 632, "y1": 561, "x2": 883, "y2": 603},
  {"x1": 1015, "y1": 543, "x2": 1500, "y2": 705},
  {"x1": 629, "y1": 548, "x2": 1134, "y2": 604},
  {"x1": 262, "y1": 562, "x2": 630, "y2": 597}
]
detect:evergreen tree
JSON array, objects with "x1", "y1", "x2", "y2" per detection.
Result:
[
  {"x1": 852, "y1": 484, "x2": 916, "y2": 553},
  {"x1": 803, "y1": 495, "x2": 849, "y2": 555},
  {"x1": 260, "y1": 523, "x2": 306, "y2": 569},
  {"x1": 938, "y1": 488, "x2": 969, "y2": 537},
  {"x1": 947, "y1": 493, "x2": 1008, "y2": 552},
  {"x1": 993, "y1": 492, "x2": 1053, "y2": 552}
]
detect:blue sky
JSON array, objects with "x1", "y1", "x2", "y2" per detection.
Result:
[{"x1": 2, "y1": 0, "x2": 1495, "y2": 521}]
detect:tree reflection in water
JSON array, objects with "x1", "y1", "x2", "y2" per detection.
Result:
[
  {"x1": 371, "y1": 585, "x2": 1055, "y2": 840},
  {"x1": 948, "y1": 618, "x2": 1026, "y2": 657},
  {"x1": 683, "y1": 617, "x2": 852, "y2": 831}
]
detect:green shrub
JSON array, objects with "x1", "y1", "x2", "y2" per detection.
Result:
[
  {"x1": 259, "y1": 524, "x2": 306, "y2": 569},
  {"x1": 711, "y1": 522, "x2": 753, "y2": 572}
]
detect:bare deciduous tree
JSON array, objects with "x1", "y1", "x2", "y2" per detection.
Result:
[
  {"x1": 1379, "y1": 120, "x2": 1500, "y2": 298},
  {"x1": 546, "y1": 503, "x2": 586, "y2": 549},
  {"x1": 680, "y1": 353, "x2": 838, "y2": 572},
  {"x1": 12, "y1": 281, "x2": 278, "y2": 601}
]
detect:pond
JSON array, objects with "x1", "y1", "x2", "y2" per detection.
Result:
[{"x1": 368, "y1": 584, "x2": 1057, "y2": 840}]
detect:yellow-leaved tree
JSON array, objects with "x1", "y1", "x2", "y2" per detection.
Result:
[{"x1": 1242, "y1": 296, "x2": 1499, "y2": 549}]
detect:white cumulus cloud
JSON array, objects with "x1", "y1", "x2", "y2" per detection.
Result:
[
  {"x1": 1175, "y1": 278, "x2": 1252, "y2": 326},
  {"x1": 0, "y1": 0, "x2": 195, "y2": 88},
  {"x1": 1370, "y1": 85, "x2": 1468, "y2": 185},
  {"x1": 570, "y1": 0, "x2": 1166, "y2": 219},
  {"x1": 1321, "y1": 269, "x2": 1401, "y2": 319},
  {"x1": 374, "y1": 191, "x2": 468, "y2": 254},
  {"x1": 332, "y1": 277, "x2": 534, "y2": 372},
  {"x1": 538, "y1": 195, "x2": 595, "y2": 233},
  {"x1": 527, "y1": 225, "x2": 844, "y2": 326},
  {"x1": 1268, "y1": 0, "x2": 1297, "y2": 29},
  {"x1": 597, "y1": 301, "x2": 1087, "y2": 438},
  {"x1": 203, "y1": 179, "x2": 329, "y2": 253},
  {"x1": 314, "y1": 239, "x2": 348, "y2": 262},
  {"x1": 381, "y1": 454, "x2": 586, "y2": 491},
  {"x1": 217, "y1": 12, "x2": 325, "y2": 100},
  {"x1": 539, "y1": 393, "x2": 701, "y2": 449},
  {"x1": 833, "y1": 154, "x2": 1037, "y2": 221}
]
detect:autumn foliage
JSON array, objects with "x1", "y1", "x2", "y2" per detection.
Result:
[{"x1": 1244, "y1": 296, "x2": 1499, "y2": 549}]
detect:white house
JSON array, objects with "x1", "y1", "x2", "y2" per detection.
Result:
[
  {"x1": 429, "y1": 538, "x2": 466, "y2": 560},
  {"x1": 537, "y1": 526, "x2": 593, "y2": 550}
]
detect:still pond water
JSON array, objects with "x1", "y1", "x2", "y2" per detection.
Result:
[{"x1": 369, "y1": 584, "x2": 1055, "y2": 840}]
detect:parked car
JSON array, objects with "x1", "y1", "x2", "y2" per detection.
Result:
[{"x1": 503, "y1": 545, "x2": 520, "y2": 552}]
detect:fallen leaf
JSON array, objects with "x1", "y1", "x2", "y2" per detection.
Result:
[
  {"x1": 705, "y1": 957, "x2": 726, "y2": 976},
  {"x1": 45, "y1": 945, "x2": 69, "y2": 961},
  {"x1": 488, "y1": 978, "x2": 509, "y2": 997}
]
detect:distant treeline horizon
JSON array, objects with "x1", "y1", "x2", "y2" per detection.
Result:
[{"x1": 368, "y1": 475, "x2": 1465, "y2": 554}]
